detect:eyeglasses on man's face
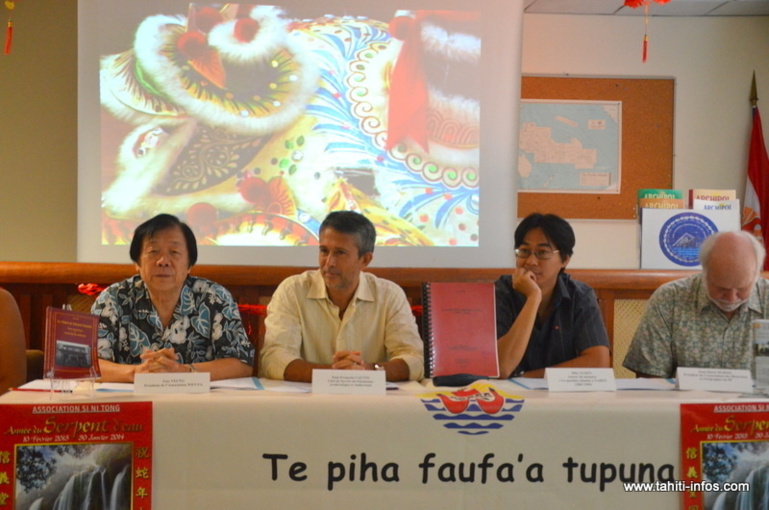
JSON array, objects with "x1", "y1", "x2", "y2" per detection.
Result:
[{"x1": 515, "y1": 248, "x2": 560, "y2": 260}]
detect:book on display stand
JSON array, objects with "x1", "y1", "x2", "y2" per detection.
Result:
[{"x1": 43, "y1": 306, "x2": 101, "y2": 395}]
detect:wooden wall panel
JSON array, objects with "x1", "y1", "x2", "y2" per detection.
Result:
[{"x1": 1, "y1": 262, "x2": 705, "y2": 368}]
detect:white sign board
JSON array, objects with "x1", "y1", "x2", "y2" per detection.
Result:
[{"x1": 640, "y1": 208, "x2": 740, "y2": 269}]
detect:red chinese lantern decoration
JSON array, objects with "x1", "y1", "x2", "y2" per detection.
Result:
[
  {"x1": 3, "y1": 0, "x2": 17, "y2": 55},
  {"x1": 624, "y1": 0, "x2": 672, "y2": 62}
]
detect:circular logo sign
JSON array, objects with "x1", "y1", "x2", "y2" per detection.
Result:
[{"x1": 658, "y1": 212, "x2": 718, "y2": 266}]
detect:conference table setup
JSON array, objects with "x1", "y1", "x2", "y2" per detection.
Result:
[
  {"x1": 1, "y1": 376, "x2": 765, "y2": 510},
  {"x1": 2, "y1": 4, "x2": 767, "y2": 510}
]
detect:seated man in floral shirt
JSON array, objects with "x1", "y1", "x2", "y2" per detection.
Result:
[{"x1": 92, "y1": 214, "x2": 254, "y2": 382}]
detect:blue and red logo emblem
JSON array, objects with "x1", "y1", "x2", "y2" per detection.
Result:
[
  {"x1": 418, "y1": 381, "x2": 524, "y2": 436},
  {"x1": 659, "y1": 212, "x2": 718, "y2": 267}
]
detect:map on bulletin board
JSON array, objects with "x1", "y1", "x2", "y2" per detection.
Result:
[
  {"x1": 517, "y1": 76, "x2": 674, "y2": 220},
  {"x1": 518, "y1": 100, "x2": 621, "y2": 194}
]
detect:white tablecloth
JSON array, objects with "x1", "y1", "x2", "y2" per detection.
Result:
[{"x1": 0, "y1": 379, "x2": 756, "y2": 509}]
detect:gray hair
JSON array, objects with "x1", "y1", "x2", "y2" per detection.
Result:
[{"x1": 699, "y1": 230, "x2": 765, "y2": 278}]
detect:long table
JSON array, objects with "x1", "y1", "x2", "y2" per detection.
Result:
[{"x1": 0, "y1": 379, "x2": 755, "y2": 509}]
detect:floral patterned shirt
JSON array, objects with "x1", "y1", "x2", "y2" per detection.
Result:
[
  {"x1": 623, "y1": 274, "x2": 769, "y2": 378},
  {"x1": 92, "y1": 275, "x2": 254, "y2": 366}
]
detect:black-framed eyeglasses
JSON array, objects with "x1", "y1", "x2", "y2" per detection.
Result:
[{"x1": 515, "y1": 248, "x2": 560, "y2": 260}]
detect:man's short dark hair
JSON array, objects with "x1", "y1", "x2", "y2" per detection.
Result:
[
  {"x1": 129, "y1": 213, "x2": 198, "y2": 268},
  {"x1": 514, "y1": 213, "x2": 575, "y2": 262},
  {"x1": 319, "y1": 211, "x2": 376, "y2": 257}
]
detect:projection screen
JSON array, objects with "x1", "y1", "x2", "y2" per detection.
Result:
[{"x1": 78, "y1": 0, "x2": 523, "y2": 267}]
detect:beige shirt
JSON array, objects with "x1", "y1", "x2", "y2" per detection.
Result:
[{"x1": 259, "y1": 270, "x2": 424, "y2": 380}]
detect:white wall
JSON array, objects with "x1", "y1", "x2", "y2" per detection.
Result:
[
  {"x1": 521, "y1": 14, "x2": 769, "y2": 269},
  {"x1": 0, "y1": 7, "x2": 767, "y2": 265}
]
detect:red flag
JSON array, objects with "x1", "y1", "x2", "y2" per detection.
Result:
[{"x1": 741, "y1": 76, "x2": 769, "y2": 270}]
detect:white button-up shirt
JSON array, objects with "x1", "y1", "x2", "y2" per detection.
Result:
[{"x1": 260, "y1": 270, "x2": 424, "y2": 380}]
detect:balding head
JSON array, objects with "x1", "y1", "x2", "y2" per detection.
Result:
[{"x1": 699, "y1": 231, "x2": 765, "y2": 315}]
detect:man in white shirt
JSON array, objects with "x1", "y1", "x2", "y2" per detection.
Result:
[{"x1": 259, "y1": 211, "x2": 424, "y2": 382}]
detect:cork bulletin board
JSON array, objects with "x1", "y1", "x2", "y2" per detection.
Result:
[{"x1": 517, "y1": 76, "x2": 674, "y2": 220}]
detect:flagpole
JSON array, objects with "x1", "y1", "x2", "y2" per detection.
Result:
[
  {"x1": 752, "y1": 71, "x2": 758, "y2": 109},
  {"x1": 742, "y1": 71, "x2": 769, "y2": 270}
]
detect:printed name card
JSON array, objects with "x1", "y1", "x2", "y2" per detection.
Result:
[
  {"x1": 134, "y1": 372, "x2": 210, "y2": 394},
  {"x1": 545, "y1": 368, "x2": 617, "y2": 392},
  {"x1": 676, "y1": 367, "x2": 753, "y2": 393},
  {"x1": 312, "y1": 369, "x2": 386, "y2": 395}
]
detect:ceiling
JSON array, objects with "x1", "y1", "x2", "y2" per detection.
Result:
[{"x1": 524, "y1": 0, "x2": 769, "y2": 16}]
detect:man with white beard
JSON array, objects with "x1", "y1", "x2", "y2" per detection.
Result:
[{"x1": 624, "y1": 231, "x2": 769, "y2": 378}]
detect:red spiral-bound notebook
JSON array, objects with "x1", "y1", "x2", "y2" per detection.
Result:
[{"x1": 421, "y1": 282, "x2": 499, "y2": 378}]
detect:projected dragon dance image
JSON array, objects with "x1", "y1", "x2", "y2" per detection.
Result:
[{"x1": 99, "y1": 4, "x2": 481, "y2": 247}]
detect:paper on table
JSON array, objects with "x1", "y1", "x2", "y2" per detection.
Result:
[
  {"x1": 17, "y1": 379, "x2": 79, "y2": 392},
  {"x1": 94, "y1": 377, "x2": 263, "y2": 392},
  {"x1": 16, "y1": 378, "x2": 266, "y2": 393},
  {"x1": 616, "y1": 378, "x2": 676, "y2": 391},
  {"x1": 211, "y1": 377, "x2": 262, "y2": 390},
  {"x1": 260, "y1": 379, "x2": 312, "y2": 393},
  {"x1": 96, "y1": 383, "x2": 133, "y2": 392},
  {"x1": 508, "y1": 377, "x2": 675, "y2": 391},
  {"x1": 508, "y1": 378, "x2": 548, "y2": 390}
]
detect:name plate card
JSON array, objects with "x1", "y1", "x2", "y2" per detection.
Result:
[
  {"x1": 135, "y1": 372, "x2": 210, "y2": 394},
  {"x1": 546, "y1": 368, "x2": 617, "y2": 392},
  {"x1": 312, "y1": 369, "x2": 386, "y2": 395},
  {"x1": 676, "y1": 367, "x2": 753, "y2": 393}
]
